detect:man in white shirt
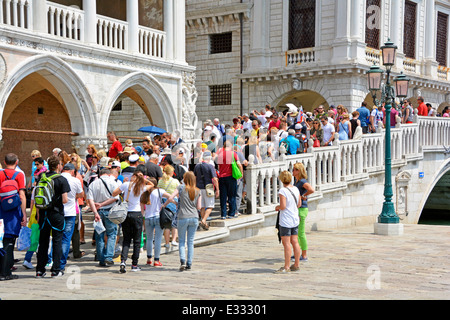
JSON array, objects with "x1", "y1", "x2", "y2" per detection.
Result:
[
  {"x1": 321, "y1": 116, "x2": 335, "y2": 146},
  {"x1": 60, "y1": 163, "x2": 84, "y2": 271},
  {"x1": 86, "y1": 168, "x2": 120, "y2": 267},
  {"x1": 242, "y1": 113, "x2": 253, "y2": 132}
]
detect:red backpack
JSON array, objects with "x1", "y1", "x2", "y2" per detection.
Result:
[{"x1": 0, "y1": 170, "x2": 21, "y2": 212}]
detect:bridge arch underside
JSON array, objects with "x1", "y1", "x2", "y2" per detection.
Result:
[
  {"x1": 419, "y1": 168, "x2": 450, "y2": 224},
  {"x1": 275, "y1": 90, "x2": 329, "y2": 113}
]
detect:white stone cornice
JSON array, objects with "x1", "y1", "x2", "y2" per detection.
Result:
[
  {"x1": 186, "y1": 3, "x2": 251, "y2": 30},
  {"x1": 0, "y1": 27, "x2": 195, "y2": 79}
]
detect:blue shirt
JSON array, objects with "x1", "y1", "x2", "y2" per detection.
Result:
[
  {"x1": 357, "y1": 107, "x2": 370, "y2": 127},
  {"x1": 282, "y1": 135, "x2": 300, "y2": 155}
]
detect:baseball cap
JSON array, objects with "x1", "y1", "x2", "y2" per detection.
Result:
[
  {"x1": 63, "y1": 163, "x2": 75, "y2": 171},
  {"x1": 295, "y1": 123, "x2": 302, "y2": 130},
  {"x1": 111, "y1": 161, "x2": 121, "y2": 168}
]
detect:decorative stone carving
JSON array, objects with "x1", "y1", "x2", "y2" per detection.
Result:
[
  {"x1": 396, "y1": 171, "x2": 411, "y2": 217},
  {"x1": 181, "y1": 72, "x2": 199, "y2": 140}
]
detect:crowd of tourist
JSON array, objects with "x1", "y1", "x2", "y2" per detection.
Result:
[{"x1": 0, "y1": 97, "x2": 448, "y2": 280}]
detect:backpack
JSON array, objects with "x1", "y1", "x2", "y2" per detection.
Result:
[
  {"x1": 34, "y1": 173, "x2": 60, "y2": 210},
  {"x1": 280, "y1": 138, "x2": 291, "y2": 155},
  {"x1": 0, "y1": 171, "x2": 21, "y2": 212}
]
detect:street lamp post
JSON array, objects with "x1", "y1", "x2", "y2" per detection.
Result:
[{"x1": 367, "y1": 39, "x2": 410, "y2": 232}]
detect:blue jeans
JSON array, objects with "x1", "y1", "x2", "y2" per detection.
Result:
[
  {"x1": 219, "y1": 176, "x2": 237, "y2": 218},
  {"x1": 95, "y1": 208, "x2": 118, "y2": 264},
  {"x1": 177, "y1": 218, "x2": 198, "y2": 267},
  {"x1": 144, "y1": 216, "x2": 163, "y2": 260},
  {"x1": 60, "y1": 216, "x2": 76, "y2": 271}
]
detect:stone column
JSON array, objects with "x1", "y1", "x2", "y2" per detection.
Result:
[
  {"x1": 173, "y1": 0, "x2": 186, "y2": 63},
  {"x1": 331, "y1": 0, "x2": 352, "y2": 64},
  {"x1": 83, "y1": 0, "x2": 97, "y2": 44},
  {"x1": 33, "y1": 0, "x2": 47, "y2": 33},
  {"x1": 127, "y1": 0, "x2": 139, "y2": 53},
  {"x1": 164, "y1": 0, "x2": 174, "y2": 60},
  {"x1": 423, "y1": 0, "x2": 438, "y2": 78},
  {"x1": 249, "y1": 0, "x2": 269, "y2": 69}
]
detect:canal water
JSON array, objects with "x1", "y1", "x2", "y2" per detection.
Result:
[{"x1": 419, "y1": 209, "x2": 450, "y2": 226}]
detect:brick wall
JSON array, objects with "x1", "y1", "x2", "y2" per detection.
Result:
[{"x1": 0, "y1": 90, "x2": 73, "y2": 182}]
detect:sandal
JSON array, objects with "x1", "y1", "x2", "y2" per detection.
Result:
[
  {"x1": 200, "y1": 221, "x2": 210, "y2": 230},
  {"x1": 290, "y1": 264, "x2": 300, "y2": 272}
]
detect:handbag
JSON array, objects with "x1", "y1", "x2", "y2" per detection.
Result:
[
  {"x1": 231, "y1": 152, "x2": 243, "y2": 180},
  {"x1": 108, "y1": 180, "x2": 131, "y2": 225},
  {"x1": 200, "y1": 163, "x2": 215, "y2": 197},
  {"x1": 159, "y1": 190, "x2": 174, "y2": 229}
]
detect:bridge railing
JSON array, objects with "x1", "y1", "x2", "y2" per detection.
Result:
[{"x1": 245, "y1": 117, "x2": 449, "y2": 215}]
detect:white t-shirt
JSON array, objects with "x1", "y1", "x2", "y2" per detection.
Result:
[
  {"x1": 61, "y1": 172, "x2": 83, "y2": 217},
  {"x1": 322, "y1": 123, "x2": 335, "y2": 145},
  {"x1": 143, "y1": 189, "x2": 163, "y2": 219},
  {"x1": 120, "y1": 181, "x2": 146, "y2": 212},
  {"x1": 278, "y1": 186, "x2": 300, "y2": 228}
]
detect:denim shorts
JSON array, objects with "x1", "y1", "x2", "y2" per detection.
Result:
[{"x1": 279, "y1": 225, "x2": 299, "y2": 237}]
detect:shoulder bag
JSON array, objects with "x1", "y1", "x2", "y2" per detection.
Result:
[
  {"x1": 159, "y1": 189, "x2": 175, "y2": 230},
  {"x1": 200, "y1": 163, "x2": 214, "y2": 197},
  {"x1": 231, "y1": 152, "x2": 243, "y2": 180},
  {"x1": 108, "y1": 180, "x2": 131, "y2": 225}
]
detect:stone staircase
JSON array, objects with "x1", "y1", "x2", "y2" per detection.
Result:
[{"x1": 81, "y1": 197, "x2": 277, "y2": 252}]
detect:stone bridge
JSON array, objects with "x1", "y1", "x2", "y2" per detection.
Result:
[{"x1": 196, "y1": 116, "x2": 450, "y2": 246}]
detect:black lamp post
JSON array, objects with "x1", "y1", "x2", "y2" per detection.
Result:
[{"x1": 367, "y1": 39, "x2": 410, "y2": 224}]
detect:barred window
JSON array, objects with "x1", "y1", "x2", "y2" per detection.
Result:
[
  {"x1": 365, "y1": 0, "x2": 381, "y2": 49},
  {"x1": 403, "y1": 0, "x2": 417, "y2": 59},
  {"x1": 436, "y1": 12, "x2": 448, "y2": 67},
  {"x1": 210, "y1": 32, "x2": 232, "y2": 54},
  {"x1": 210, "y1": 84, "x2": 232, "y2": 106},
  {"x1": 288, "y1": 0, "x2": 315, "y2": 50}
]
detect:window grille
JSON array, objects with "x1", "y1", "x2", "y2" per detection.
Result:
[
  {"x1": 210, "y1": 84, "x2": 232, "y2": 106},
  {"x1": 365, "y1": 0, "x2": 381, "y2": 49},
  {"x1": 403, "y1": 0, "x2": 417, "y2": 59},
  {"x1": 210, "y1": 32, "x2": 232, "y2": 54},
  {"x1": 288, "y1": 0, "x2": 315, "y2": 50},
  {"x1": 436, "y1": 12, "x2": 448, "y2": 67}
]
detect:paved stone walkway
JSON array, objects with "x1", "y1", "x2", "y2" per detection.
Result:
[{"x1": 1, "y1": 224, "x2": 449, "y2": 301}]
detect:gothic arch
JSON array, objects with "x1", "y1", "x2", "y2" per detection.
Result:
[
  {"x1": 100, "y1": 72, "x2": 178, "y2": 135},
  {"x1": 0, "y1": 54, "x2": 97, "y2": 137}
]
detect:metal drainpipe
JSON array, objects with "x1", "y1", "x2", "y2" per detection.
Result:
[{"x1": 239, "y1": 0, "x2": 244, "y2": 116}]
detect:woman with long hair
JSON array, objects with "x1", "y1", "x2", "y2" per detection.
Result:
[
  {"x1": 86, "y1": 144, "x2": 98, "y2": 167},
  {"x1": 140, "y1": 177, "x2": 172, "y2": 267},
  {"x1": 112, "y1": 171, "x2": 152, "y2": 273},
  {"x1": 292, "y1": 163, "x2": 314, "y2": 262},
  {"x1": 162, "y1": 171, "x2": 201, "y2": 271}
]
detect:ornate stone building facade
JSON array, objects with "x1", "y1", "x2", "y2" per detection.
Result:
[
  {"x1": 186, "y1": 0, "x2": 450, "y2": 124},
  {"x1": 0, "y1": 0, "x2": 196, "y2": 178}
]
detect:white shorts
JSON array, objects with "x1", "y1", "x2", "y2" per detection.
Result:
[{"x1": 200, "y1": 189, "x2": 215, "y2": 209}]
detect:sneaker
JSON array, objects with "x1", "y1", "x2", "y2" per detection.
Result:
[
  {"x1": 185, "y1": 265, "x2": 191, "y2": 271},
  {"x1": 45, "y1": 261, "x2": 53, "y2": 268},
  {"x1": 179, "y1": 264, "x2": 187, "y2": 272},
  {"x1": 105, "y1": 260, "x2": 114, "y2": 266},
  {"x1": 131, "y1": 265, "x2": 141, "y2": 272},
  {"x1": 23, "y1": 260, "x2": 34, "y2": 270},
  {"x1": 274, "y1": 267, "x2": 290, "y2": 274},
  {"x1": 146, "y1": 259, "x2": 152, "y2": 265},
  {"x1": 35, "y1": 271, "x2": 46, "y2": 278},
  {"x1": 164, "y1": 244, "x2": 170, "y2": 253},
  {"x1": 153, "y1": 261, "x2": 163, "y2": 267},
  {"x1": 171, "y1": 241, "x2": 178, "y2": 246},
  {"x1": 300, "y1": 256, "x2": 309, "y2": 262},
  {"x1": 51, "y1": 271, "x2": 64, "y2": 278},
  {"x1": 119, "y1": 262, "x2": 126, "y2": 274}
]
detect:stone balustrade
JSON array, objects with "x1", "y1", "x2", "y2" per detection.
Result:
[{"x1": 245, "y1": 117, "x2": 449, "y2": 215}]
